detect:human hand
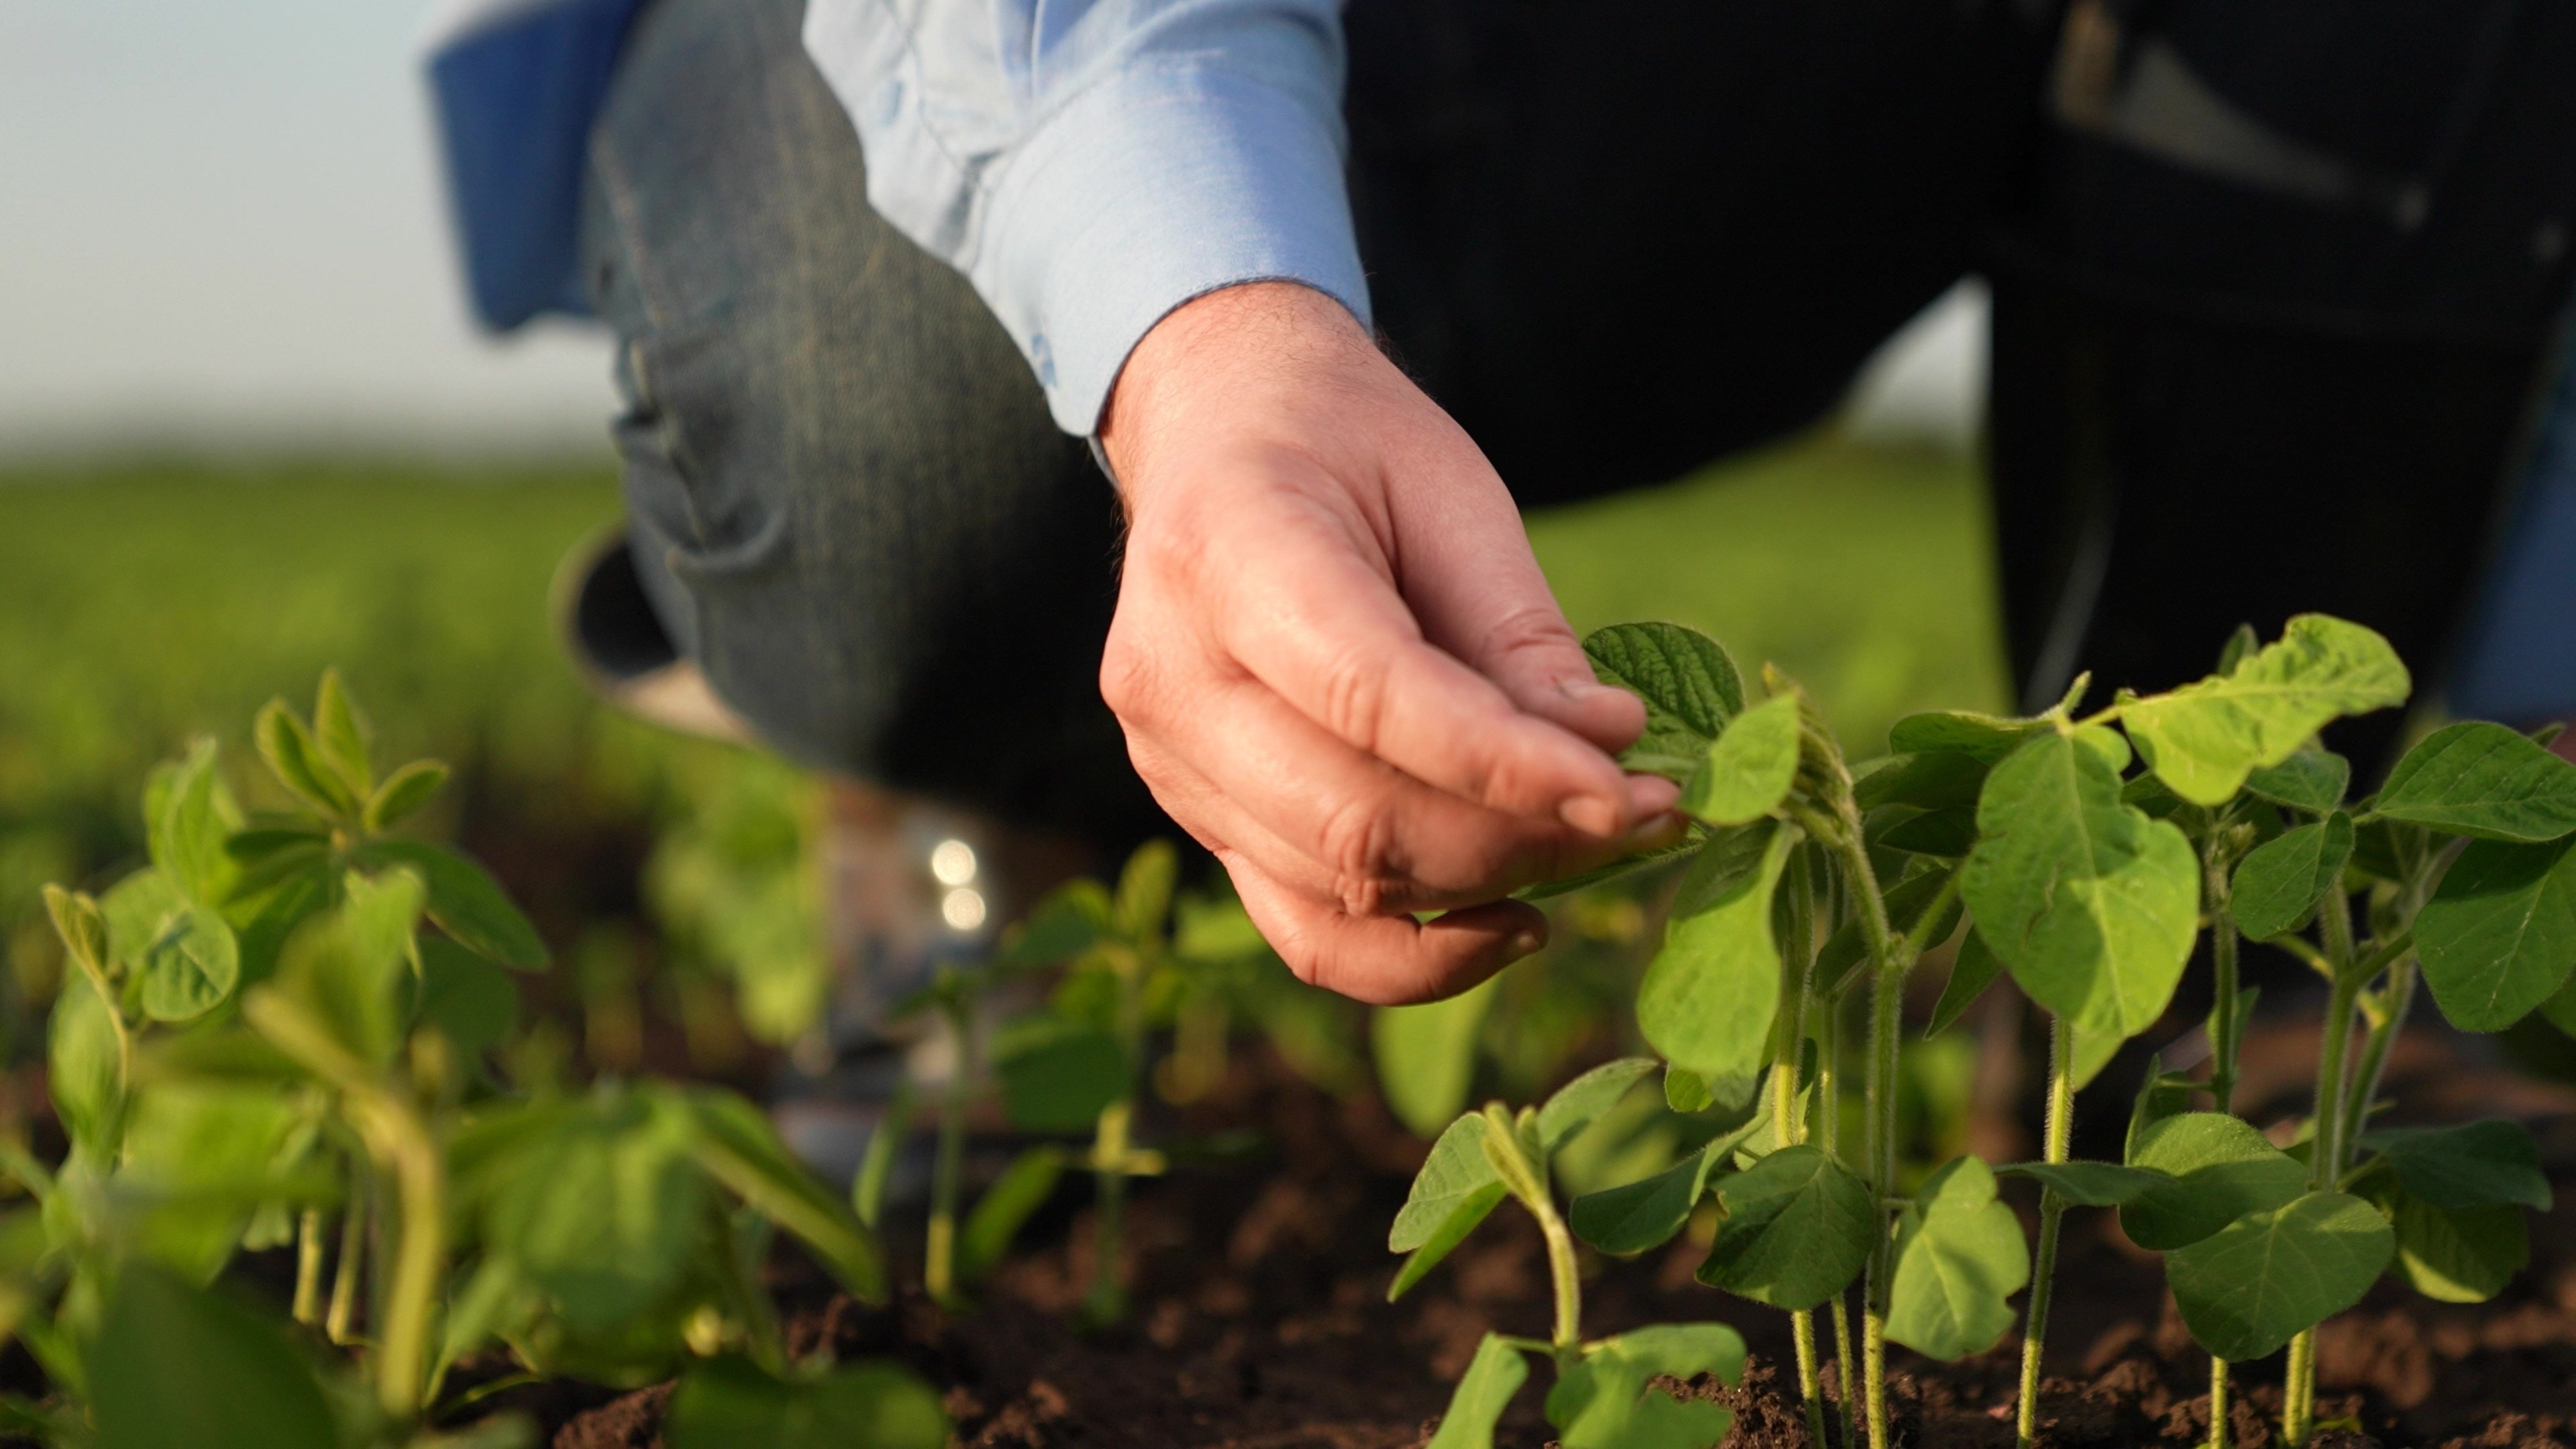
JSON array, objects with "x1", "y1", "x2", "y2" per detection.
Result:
[{"x1": 1097, "y1": 282, "x2": 1680, "y2": 1004}]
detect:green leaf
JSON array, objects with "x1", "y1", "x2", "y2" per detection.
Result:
[
  {"x1": 1678, "y1": 695, "x2": 1801, "y2": 827},
  {"x1": 1962, "y1": 731, "x2": 2200, "y2": 1037},
  {"x1": 1585, "y1": 623, "x2": 1745, "y2": 780},
  {"x1": 2375, "y1": 721, "x2": 2576, "y2": 843},
  {"x1": 2355, "y1": 1121, "x2": 2550, "y2": 1210},
  {"x1": 2244, "y1": 749, "x2": 2351, "y2": 816},
  {"x1": 254, "y1": 700, "x2": 358, "y2": 820},
  {"x1": 1885, "y1": 1155, "x2": 2029, "y2": 1360},
  {"x1": 1888, "y1": 709, "x2": 2051, "y2": 763},
  {"x1": 417, "y1": 936, "x2": 520, "y2": 1055},
  {"x1": 1112, "y1": 839, "x2": 1178, "y2": 942},
  {"x1": 1994, "y1": 1161, "x2": 2171, "y2": 1206},
  {"x1": 1875, "y1": 807, "x2": 1978, "y2": 859},
  {"x1": 118, "y1": 1082, "x2": 304, "y2": 1281},
  {"x1": 310, "y1": 669, "x2": 374, "y2": 800},
  {"x1": 1372, "y1": 974, "x2": 1500, "y2": 1139},
  {"x1": 2167, "y1": 1191, "x2": 2393, "y2": 1361},
  {"x1": 1817, "y1": 865, "x2": 1960, "y2": 986},
  {"x1": 284, "y1": 868, "x2": 422, "y2": 1064},
  {"x1": 2120, "y1": 1113, "x2": 2309, "y2": 1250},
  {"x1": 1662, "y1": 1066, "x2": 1716, "y2": 1114},
  {"x1": 2125, "y1": 1055, "x2": 2196, "y2": 1163},
  {"x1": 1638, "y1": 822, "x2": 1795, "y2": 1093},
  {"x1": 686, "y1": 1087, "x2": 888, "y2": 1304},
  {"x1": 1570, "y1": 1136, "x2": 1730, "y2": 1256},
  {"x1": 363, "y1": 759, "x2": 450, "y2": 835},
  {"x1": 1536, "y1": 1057, "x2": 1660, "y2": 1155},
  {"x1": 148, "y1": 738, "x2": 235, "y2": 908},
  {"x1": 91, "y1": 1265, "x2": 337, "y2": 1449},
  {"x1": 2067, "y1": 1019, "x2": 2123, "y2": 1091},
  {"x1": 1389, "y1": 1181, "x2": 1509, "y2": 1301},
  {"x1": 849, "y1": 1087, "x2": 916, "y2": 1230},
  {"x1": 992, "y1": 1016, "x2": 1128, "y2": 1134},
  {"x1": 358, "y1": 839, "x2": 547, "y2": 970},
  {"x1": 477, "y1": 1091, "x2": 706, "y2": 1336},
  {"x1": 667, "y1": 1355, "x2": 948, "y2": 1449},
  {"x1": 1544, "y1": 1324, "x2": 1743, "y2": 1449},
  {"x1": 2216, "y1": 623, "x2": 2261, "y2": 674},
  {"x1": 1928, "y1": 930, "x2": 2006, "y2": 1036},
  {"x1": 2416, "y1": 835, "x2": 2576, "y2": 1031},
  {"x1": 2230, "y1": 812, "x2": 2355, "y2": 942},
  {"x1": 1424, "y1": 1334, "x2": 1532, "y2": 1449},
  {"x1": 42, "y1": 885, "x2": 110, "y2": 978},
  {"x1": 2358, "y1": 1177, "x2": 2525, "y2": 1304},
  {"x1": 137, "y1": 902, "x2": 240, "y2": 1023},
  {"x1": 2118, "y1": 614, "x2": 2410, "y2": 806},
  {"x1": 996, "y1": 880, "x2": 1110, "y2": 969},
  {"x1": 1388, "y1": 1114, "x2": 1508, "y2": 1297},
  {"x1": 50, "y1": 973, "x2": 124, "y2": 1161},
  {"x1": 957, "y1": 1146, "x2": 1067, "y2": 1285},
  {"x1": 1694, "y1": 1144, "x2": 1872, "y2": 1311},
  {"x1": 1853, "y1": 751, "x2": 1989, "y2": 812}
]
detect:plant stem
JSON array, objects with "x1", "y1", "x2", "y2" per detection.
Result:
[
  {"x1": 245, "y1": 991, "x2": 445, "y2": 1418},
  {"x1": 1821, "y1": 808, "x2": 1903, "y2": 1449},
  {"x1": 2014, "y1": 1016, "x2": 2075, "y2": 1448},
  {"x1": 926, "y1": 997, "x2": 975, "y2": 1306},
  {"x1": 293, "y1": 1208, "x2": 327, "y2": 1326},
  {"x1": 1085, "y1": 943, "x2": 1152, "y2": 1327},
  {"x1": 2284, "y1": 900, "x2": 2364, "y2": 1448},
  {"x1": 1821, "y1": 988, "x2": 1857, "y2": 1449},
  {"x1": 2203, "y1": 837, "x2": 2243, "y2": 1449},
  {"x1": 327, "y1": 1178, "x2": 366, "y2": 1344},
  {"x1": 2341, "y1": 953, "x2": 2416, "y2": 1140},
  {"x1": 1532, "y1": 1193, "x2": 1586, "y2": 1360},
  {"x1": 1770, "y1": 847, "x2": 1831, "y2": 1446}
]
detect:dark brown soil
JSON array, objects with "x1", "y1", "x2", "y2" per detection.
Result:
[{"x1": 541, "y1": 1039, "x2": 2576, "y2": 1449}]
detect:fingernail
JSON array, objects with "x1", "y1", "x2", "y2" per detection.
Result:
[
  {"x1": 1559, "y1": 795, "x2": 1621, "y2": 837},
  {"x1": 1627, "y1": 774, "x2": 1681, "y2": 814},
  {"x1": 1558, "y1": 676, "x2": 1619, "y2": 703},
  {"x1": 1505, "y1": 928, "x2": 1547, "y2": 961},
  {"x1": 1621, "y1": 812, "x2": 1684, "y2": 851}
]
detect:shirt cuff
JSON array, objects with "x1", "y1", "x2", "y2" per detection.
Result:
[{"x1": 973, "y1": 62, "x2": 1372, "y2": 435}]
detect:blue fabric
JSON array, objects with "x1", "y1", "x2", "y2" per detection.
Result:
[
  {"x1": 429, "y1": 0, "x2": 1366, "y2": 432},
  {"x1": 428, "y1": 0, "x2": 647, "y2": 329},
  {"x1": 2452, "y1": 321, "x2": 2576, "y2": 723},
  {"x1": 800, "y1": 0, "x2": 1368, "y2": 433}
]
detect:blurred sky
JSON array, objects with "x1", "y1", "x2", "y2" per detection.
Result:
[{"x1": 0, "y1": 0, "x2": 1980, "y2": 456}]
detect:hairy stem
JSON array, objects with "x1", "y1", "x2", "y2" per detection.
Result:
[
  {"x1": 2341, "y1": 953, "x2": 2417, "y2": 1140},
  {"x1": 2015, "y1": 1016, "x2": 2075, "y2": 1448},
  {"x1": 926, "y1": 998, "x2": 975, "y2": 1305},
  {"x1": 1533, "y1": 1193, "x2": 1586, "y2": 1359}
]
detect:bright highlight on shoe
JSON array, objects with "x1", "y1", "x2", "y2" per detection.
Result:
[
  {"x1": 930, "y1": 838, "x2": 979, "y2": 885},
  {"x1": 941, "y1": 887, "x2": 987, "y2": 931}
]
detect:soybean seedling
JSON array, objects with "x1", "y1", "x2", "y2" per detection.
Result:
[{"x1": 1389, "y1": 1058, "x2": 1748, "y2": 1449}]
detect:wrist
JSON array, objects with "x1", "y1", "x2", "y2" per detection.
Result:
[{"x1": 1098, "y1": 281, "x2": 1375, "y2": 499}]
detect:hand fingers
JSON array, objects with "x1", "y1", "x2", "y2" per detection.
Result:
[
  {"x1": 1126, "y1": 698, "x2": 1678, "y2": 914},
  {"x1": 1218, "y1": 847, "x2": 1550, "y2": 1005},
  {"x1": 1376, "y1": 442, "x2": 1647, "y2": 754},
  {"x1": 1207, "y1": 504, "x2": 1642, "y2": 837}
]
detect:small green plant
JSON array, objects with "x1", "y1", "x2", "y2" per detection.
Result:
[
  {"x1": 9, "y1": 674, "x2": 941, "y2": 1448},
  {"x1": 1502, "y1": 617, "x2": 2569, "y2": 1449},
  {"x1": 1387, "y1": 1057, "x2": 1749, "y2": 1448}
]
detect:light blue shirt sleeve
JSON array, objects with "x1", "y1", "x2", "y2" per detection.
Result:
[{"x1": 802, "y1": 0, "x2": 1373, "y2": 434}]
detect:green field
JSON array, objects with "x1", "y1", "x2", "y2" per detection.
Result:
[{"x1": 0, "y1": 435, "x2": 2007, "y2": 936}]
